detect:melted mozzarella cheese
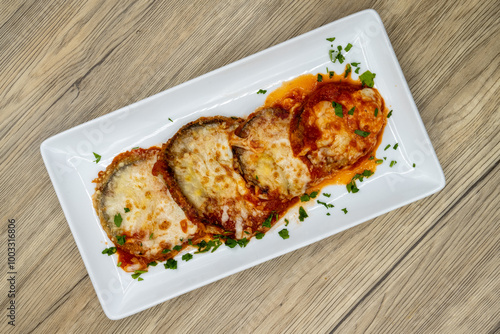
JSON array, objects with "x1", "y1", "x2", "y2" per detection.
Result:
[
  {"x1": 168, "y1": 119, "x2": 267, "y2": 238},
  {"x1": 233, "y1": 108, "x2": 311, "y2": 199},
  {"x1": 102, "y1": 153, "x2": 197, "y2": 258}
]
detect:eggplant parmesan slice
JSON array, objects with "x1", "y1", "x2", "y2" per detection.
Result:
[
  {"x1": 92, "y1": 148, "x2": 198, "y2": 271},
  {"x1": 290, "y1": 82, "x2": 386, "y2": 182},
  {"x1": 232, "y1": 107, "x2": 311, "y2": 199},
  {"x1": 154, "y1": 117, "x2": 279, "y2": 239}
]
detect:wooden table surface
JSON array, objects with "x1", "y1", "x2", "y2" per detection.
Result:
[{"x1": 1, "y1": 0, "x2": 499, "y2": 333}]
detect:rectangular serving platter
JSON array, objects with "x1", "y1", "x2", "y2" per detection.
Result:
[{"x1": 40, "y1": 9, "x2": 445, "y2": 319}]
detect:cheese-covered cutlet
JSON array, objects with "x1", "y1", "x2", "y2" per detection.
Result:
[
  {"x1": 290, "y1": 82, "x2": 386, "y2": 183},
  {"x1": 232, "y1": 107, "x2": 311, "y2": 200},
  {"x1": 154, "y1": 117, "x2": 279, "y2": 239},
  {"x1": 92, "y1": 148, "x2": 197, "y2": 271}
]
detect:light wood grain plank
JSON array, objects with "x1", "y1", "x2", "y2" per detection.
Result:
[{"x1": 0, "y1": 0, "x2": 499, "y2": 333}]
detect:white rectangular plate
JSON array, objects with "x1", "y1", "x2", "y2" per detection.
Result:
[{"x1": 41, "y1": 9, "x2": 445, "y2": 319}]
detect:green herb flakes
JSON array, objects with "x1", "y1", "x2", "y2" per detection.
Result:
[
  {"x1": 164, "y1": 259, "x2": 177, "y2": 270},
  {"x1": 102, "y1": 247, "x2": 117, "y2": 256},
  {"x1": 93, "y1": 152, "x2": 101, "y2": 163},
  {"x1": 116, "y1": 235, "x2": 126, "y2": 245},
  {"x1": 114, "y1": 213, "x2": 122, "y2": 227},
  {"x1": 317, "y1": 74, "x2": 323, "y2": 82},
  {"x1": 333, "y1": 102, "x2": 343, "y2": 118},
  {"x1": 359, "y1": 70, "x2": 376, "y2": 87},
  {"x1": 182, "y1": 253, "x2": 193, "y2": 262},
  {"x1": 257, "y1": 89, "x2": 267, "y2": 94},
  {"x1": 298, "y1": 207, "x2": 308, "y2": 222},
  {"x1": 354, "y1": 129, "x2": 370, "y2": 137},
  {"x1": 255, "y1": 232, "x2": 265, "y2": 240},
  {"x1": 278, "y1": 229, "x2": 289, "y2": 239},
  {"x1": 342, "y1": 208, "x2": 348, "y2": 214}
]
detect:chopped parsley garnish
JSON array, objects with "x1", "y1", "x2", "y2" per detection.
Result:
[
  {"x1": 346, "y1": 170, "x2": 374, "y2": 193},
  {"x1": 132, "y1": 270, "x2": 147, "y2": 279},
  {"x1": 255, "y1": 175, "x2": 259, "y2": 180},
  {"x1": 351, "y1": 62, "x2": 360, "y2": 67},
  {"x1": 327, "y1": 213, "x2": 331, "y2": 216},
  {"x1": 332, "y1": 102, "x2": 343, "y2": 118},
  {"x1": 374, "y1": 108, "x2": 379, "y2": 117},
  {"x1": 354, "y1": 129, "x2": 370, "y2": 137},
  {"x1": 323, "y1": 193, "x2": 331, "y2": 197},
  {"x1": 262, "y1": 212, "x2": 277, "y2": 228},
  {"x1": 225, "y1": 238, "x2": 238, "y2": 248},
  {"x1": 284, "y1": 218, "x2": 289, "y2": 226},
  {"x1": 387, "y1": 110, "x2": 393, "y2": 118},
  {"x1": 298, "y1": 206, "x2": 308, "y2": 221},
  {"x1": 355, "y1": 67, "x2": 360, "y2": 74},
  {"x1": 348, "y1": 107, "x2": 355, "y2": 115},
  {"x1": 257, "y1": 89, "x2": 267, "y2": 94},
  {"x1": 384, "y1": 157, "x2": 387, "y2": 160},
  {"x1": 162, "y1": 248, "x2": 171, "y2": 254},
  {"x1": 132, "y1": 147, "x2": 140, "y2": 149},
  {"x1": 300, "y1": 191, "x2": 318, "y2": 202},
  {"x1": 93, "y1": 152, "x2": 101, "y2": 163},
  {"x1": 237, "y1": 238, "x2": 250, "y2": 248},
  {"x1": 359, "y1": 70, "x2": 376, "y2": 87},
  {"x1": 194, "y1": 239, "x2": 222, "y2": 253},
  {"x1": 102, "y1": 247, "x2": 117, "y2": 256},
  {"x1": 114, "y1": 213, "x2": 122, "y2": 227},
  {"x1": 413, "y1": 163, "x2": 416, "y2": 167},
  {"x1": 393, "y1": 143, "x2": 399, "y2": 150},
  {"x1": 138, "y1": 277, "x2": 144, "y2": 281},
  {"x1": 329, "y1": 71, "x2": 335, "y2": 78},
  {"x1": 317, "y1": 200, "x2": 334, "y2": 209},
  {"x1": 116, "y1": 235, "x2": 126, "y2": 245},
  {"x1": 124, "y1": 207, "x2": 130, "y2": 213},
  {"x1": 326, "y1": 37, "x2": 336, "y2": 42},
  {"x1": 375, "y1": 159, "x2": 384, "y2": 164},
  {"x1": 317, "y1": 74, "x2": 323, "y2": 82},
  {"x1": 345, "y1": 64, "x2": 351, "y2": 78},
  {"x1": 117, "y1": 261, "x2": 122, "y2": 267},
  {"x1": 168, "y1": 118, "x2": 173, "y2": 122},
  {"x1": 148, "y1": 261, "x2": 157, "y2": 267},
  {"x1": 182, "y1": 253, "x2": 193, "y2": 262},
  {"x1": 278, "y1": 229, "x2": 289, "y2": 239},
  {"x1": 149, "y1": 233, "x2": 154, "y2": 240},
  {"x1": 384, "y1": 144, "x2": 391, "y2": 151},
  {"x1": 164, "y1": 259, "x2": 177, "y2": 270},
  {"x1": 188, "y1": 239, "x2": 193, "y2": 245},
  {"x1": 255, "y1": 232, "x2": 265, "y2": 239},
  {"x1": 173, "y1": 245, "x2": 182, "y2": 252},
  {"x1": 244, "y1": 231, "x2": 250, "y2": 234},
  {"x1": 345, "y1": 43, "x2": 353, "y2": 52},
  {"x1": 342, "y1": 208, "x2": 348, "y2": 214},
  {"x1": 390, "y1": 160, "x2": 397, "y2": 167},
  {"x1": 369, "y1": 156, "x2": 374, "y2": 160}
]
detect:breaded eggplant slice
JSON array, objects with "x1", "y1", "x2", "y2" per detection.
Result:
[
  {"x1": 93, "y1": 148, "x2": 198, "y2": 271},
  {"x1": 290, "y1": 82, "x2": 386, "y2": 182},
  {"x1": 232, "y1": 107, "x2": 311, "y2": 200},
  {"x1": 154, "y1": 117, "x2": 279, "y2": 239}
]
